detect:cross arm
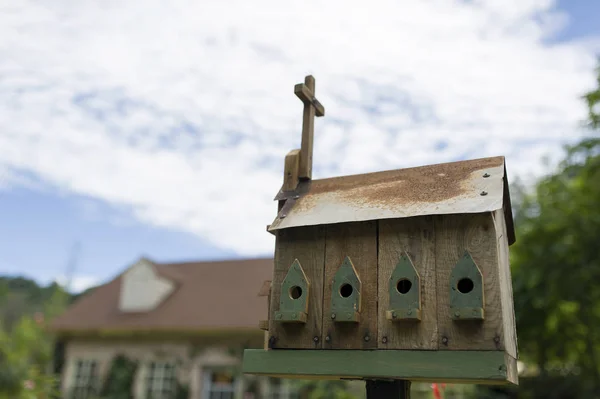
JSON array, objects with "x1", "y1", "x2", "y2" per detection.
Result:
[{"x1": 294, "y1": 83, "x2": 325, "y2": 116}]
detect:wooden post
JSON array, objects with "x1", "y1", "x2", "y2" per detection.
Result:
[
  {"x1": 282, "y1": 149, "x2": 301, "y2": 191},
  {"x1": 294, "y1": 75, "x2": 325, "y2": 180},
  {"x1": 366, "y1": 380, "x2": 411, "y2": 399}
]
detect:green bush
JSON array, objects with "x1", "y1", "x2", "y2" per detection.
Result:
[
  {"x1": 0, "y1": 316, "x2": 60, "y2": 399},
  {"x1": 99, "y1": 354, "x2": 138, "y2": 399}
]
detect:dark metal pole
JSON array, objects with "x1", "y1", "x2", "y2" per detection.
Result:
[{"x1": 366, "y1": 380, "x2": 411, "y2": 399}]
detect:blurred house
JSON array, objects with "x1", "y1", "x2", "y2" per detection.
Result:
[{"x1": 49, "y1": 257, "x2": 298, "y2": 399}]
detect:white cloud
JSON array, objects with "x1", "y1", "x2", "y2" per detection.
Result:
[
  {"x1": 0, "y1": 0, "x2": 598, "y2": 256},
  {"x1": 54, "y1": 275, "x2": 100, "y2": 294}
]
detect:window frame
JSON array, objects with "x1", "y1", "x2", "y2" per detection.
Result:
[
  {"x1": 70, "y1": 358, "x2": 99, "y2": 399},
  {"x1": 145, "y1": 360, "x2": 178, "y2": 399},
  {"x1": 202, "y1": 367, "x2": 239, "y2": 399}
]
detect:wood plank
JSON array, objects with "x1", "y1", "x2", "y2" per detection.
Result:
[
  {"x1": 294, "y1": 84, "x2": 313, "y2": 103},
  {"x1": 435, "y1": 213, "x2": 504, "y2": 351},
  {"x1": 242, "y1": 349, "x2": 518, "y2": 385},
  {"x1": 323, "y1": 221, "x2": 377, "y2": 349},
  {"x1": 263, "y1": 279, "x2": 272, "y2": 349},
  {"x1": 505, "y1": 353, "x2": 519, "y2": 385},
  {"x1": 294, "y1": 83, "x2": 325, "y2": 116},
  {"x1": 493, "y1": 209, "x2": 518, "y2": 358},
  {"x1": 258, "y1": 320, "x2": 269, "y2": 331},
  {"x1": 282, "y1": 149, "x2": 300, "y2": 191},
  {"x1": 258, "y1": 280, "x2": 271, "y2": 297},
  {"x1": 298, "y1": 77, "x2": 316, "y2": 179},
  {"x1": 378, "y1": 216, "x2": 437, "y2": 350},
  {"x1": 268, "y1": 226, "x2": 325, "y2": 349}
]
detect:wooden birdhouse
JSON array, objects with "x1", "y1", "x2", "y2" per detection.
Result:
[{"x1": 243, "y1": 75, "x2": 519, "y2": 386}]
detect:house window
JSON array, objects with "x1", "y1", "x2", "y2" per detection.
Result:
[
  {"x1": 202, "y1": 369, "x2": 238, "y2": 399},
  {"x1": 71, "y1": 359, "x2": 99, "y2": 399},
  {"x1": 146, "y1": 361, "x2": 177, "y2": 399},
  {"x1": 266, "y1": 377, "x2": 300, "y2": 399}
]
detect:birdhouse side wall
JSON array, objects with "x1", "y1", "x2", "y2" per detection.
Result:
[
  {"x1": 377, "y1": 215, "x2": 438, "y2": 350},
  {"x1": 322, "y1": 221, "x2": 378, "y2": 349},
  {"x1": 268, "y1": 226, "x2": 326, "y2": 349},
  {"x1": 434, "y1": 212, "x2": 507, "y2": 351},
  {"x1": 493, "y1": 208, "x2": 518, "y2": 359}
]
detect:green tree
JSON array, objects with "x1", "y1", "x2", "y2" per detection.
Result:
[
  {"x1": 584, "y1": 62, "x2": 600, "y2": 129},
  {"x1": 0, "y1": 315, "x2": 58, "y2": 398},
  {"x1": 296, "y1": 380, "x2": 358, "y2": 399},
  {"x1": 0, "y1": 285, "x2": 70, "y2": 398}
]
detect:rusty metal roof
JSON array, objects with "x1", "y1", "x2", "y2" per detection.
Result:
[{"x1": 268, "y1": 156, "x2": 515, "y2": 245}]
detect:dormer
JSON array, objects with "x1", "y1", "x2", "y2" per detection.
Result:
[{"x1": 118, "y1": 257, "x2": 176, "y2": 312}]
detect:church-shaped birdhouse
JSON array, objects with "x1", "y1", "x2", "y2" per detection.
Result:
[{"x1": 243, "y1": 75, "x2": 519, "y2": 385}]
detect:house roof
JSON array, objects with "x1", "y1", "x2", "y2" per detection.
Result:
[
  {"x1": 49, "y1": 257, "x2": 273, "y2": 334},
  {"x1": 269, "y1": 156, "x2": 515, "y2": 245}
]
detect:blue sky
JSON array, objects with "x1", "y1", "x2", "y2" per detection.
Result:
[
  {"x1": 555, "y1": 0, "x2": 600, "y2": 40},
  {"x1": 1, "y1": 0, "x2": 599, "y2": 292},
  {"x1": 0, "y1": 187, "x2": 238, "y2": 291}
]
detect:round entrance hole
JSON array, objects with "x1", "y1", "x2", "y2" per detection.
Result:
[
  {"x1": 457, "y1": 278, "x2": 474, "y2": 294},
  {"x1": 396, "y1": 279, "x2": 412, "y2": 294},
  {"x1": 339, "y1": 283, "x2": 354, "y2": 298},
  {"x1": 289, "y1": 286, "x2": 303, "y2": 299}
]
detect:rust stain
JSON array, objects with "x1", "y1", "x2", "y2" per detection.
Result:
[{"x1": 295, "y1": 157, "x2": 504, "y2": 212}]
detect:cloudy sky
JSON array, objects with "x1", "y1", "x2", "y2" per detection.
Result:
[{"x1": 1, "y1": 0, "x2": 599, "y2": 292}]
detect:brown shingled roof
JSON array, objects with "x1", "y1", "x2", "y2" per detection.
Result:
[{"x1": 49, "y1": 257, "x2": 273, "y2": 333}]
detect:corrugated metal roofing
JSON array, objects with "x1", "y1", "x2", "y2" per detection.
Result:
[{"x1": 269, "y1": 156, "x2": 515, "y2": 244}]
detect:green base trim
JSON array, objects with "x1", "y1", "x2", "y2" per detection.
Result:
[{"x1": 242, "y1": 349, "x2": 518, "y2": 385}]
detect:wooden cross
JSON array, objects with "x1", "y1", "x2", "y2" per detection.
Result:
[{"x1": 295, "y1": 75, "x2": 325, "y2": 180}]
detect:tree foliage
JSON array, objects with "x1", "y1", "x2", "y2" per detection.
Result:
[
  {"x1": 0, "y1": 280, "x2": 70, "y2": 398},
  {"x1": 98, "y1": 355, "x2": 138, "y2": 399},
  {"x1": 295, "y1": 380, "x2": 359, "y2": 399},
  {"x1": 584, "y1": 62, "x2": 600, "y2": 129}
]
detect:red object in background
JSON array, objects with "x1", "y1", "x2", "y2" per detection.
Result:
[{"x1": 432, "y1": 383, "x2": 442, "y2": 399}]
